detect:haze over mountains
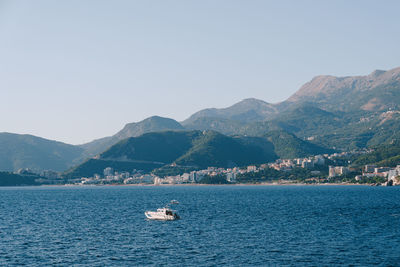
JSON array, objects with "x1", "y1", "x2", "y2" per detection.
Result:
[{"x1": 1, "y1": 67, "x2": 399, "y2": 173}]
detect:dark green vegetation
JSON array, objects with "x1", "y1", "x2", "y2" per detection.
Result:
[
  {"x1": 352, "y1": 141, "x2": 400, "y2": 167},
  {"x1": 0, "y1": 133, "x2": 83, "y2": 172},
  {"x1": 67, "y1": 130, "x2": 329, "y2": 178},
  {"x1": 80, "y1": 116, "x2": 184, "y2": 157},
  {"x1": 236, "y1": 167, "x2": 328, "y2": 184},
  {"x1": 198, "y1": 175, "x2": 230, "y2": 184},
  {"x1": 264, "y1": 130, "x2": 333, "y2": 158},
  {"x1": 0, "y1": 171, "x2": 39, "y2": 186}
]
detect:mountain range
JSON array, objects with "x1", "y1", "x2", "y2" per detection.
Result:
[
  {"x1": 64, "y1": 130, "x2": 330, "y2": 179},
  {"x1": 1, "y1": 66, "x2": 399, "y2": 174}
]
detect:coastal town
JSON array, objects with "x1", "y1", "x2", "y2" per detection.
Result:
[{"x1": 46, "y1": 150, "x2": 398, "y2": 186}]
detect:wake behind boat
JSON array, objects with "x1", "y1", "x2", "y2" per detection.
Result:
[{"x1": 145, "y1": 201, "x2": 180, "y2": 221}]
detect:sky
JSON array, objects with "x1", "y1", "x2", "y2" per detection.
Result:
[{"x1": 0, "y1": 0, "x2": 400, "y2": 145}]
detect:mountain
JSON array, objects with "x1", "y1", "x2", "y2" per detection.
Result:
[
  {"x1": 264, "y1": 130, "x2": 334, "y2": 159},
  {"x1": 351, "y1": 141, "x2": 400, "y2": 167},
  {"x1": 80, "y1": 116, "x2": 184, "y2": 156},
  {"x1": 0, "y1": 171, "x2": 39, "y2": 186},
  {"x1": 286, "y1": 67, "x2": 400, "y2": 112},
  {"x1": 77, "y1": 66, "x2": 399, "y2": 159},
  {"x1": 65, "y1": 130, "x2": 330, "y2": 178},
  {"x1": 182, "y1": 98, "x2": 278, "y2": 125},
  {"x1": 182, "y1": 117, "x2": 244, "y2": 135},
  {"x1": 173, "y1": 131, "x2": 277, "y2": 169},
  {"x1": 3, "y1": 67, "x2": 399, "y2": 174},
  {"x1": 0, "y1": 133, "x2": 84, "y2": 172},
  {"x1": 181, "y1": 67, "x2": 400, "y2": 150}
]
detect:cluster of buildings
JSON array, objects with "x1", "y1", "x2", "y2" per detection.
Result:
[
  {"x1": 81, "y1": 167, "x2": 155, "y2": 185},
  {"x1": 73, "y1": 149, "x2": 399, "y2": 185},
  {"x1": 355, "y1": 165, "x2": 400, "y2": 184},
  {"x1": 328, "y1": 166, "x2": 350, "y2": 177},
  {"x1": 155, "y1": 167, "x2": 242, "y2": 184},
  {"x1": 268, "y1": 155, "x2": 326, "y2": 171}
]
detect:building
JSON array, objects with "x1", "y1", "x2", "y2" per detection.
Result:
[
  {"x1": 302, "y1": 160, "x2": 314, "y2": 169},
  {"x1": 314, "y1": 155, "x2": 325, "y2": 165},
  {"x1": 374, "y1": 167, "x2": 391, "y2": 173},
  {"x1": 103, "y1": 167, "x2": 114, "y2": 177},
  {"x1": 329, "y1": 166, "x2": 349, "y2": 178},
  {"x1": 247, "y1": 166, "x2": 257, "y2": 172},
  {"x1": 41, "y1": 170, "x2": 60, "y2": 179},
  {"x1": 364, "y1": 165, "x2": 377, "y2": 173},
  {"x1": 226, "y1": 172, "x2": 237, "y2": 182}
]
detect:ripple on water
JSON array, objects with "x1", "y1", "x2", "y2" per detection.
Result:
[{"x1": 0, "y1": 185, "x2": 400, "y2": 266}]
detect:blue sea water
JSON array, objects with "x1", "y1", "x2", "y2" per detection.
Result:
[{"x1": 1, "y1": 185, "x2": 400, "y2": 266}]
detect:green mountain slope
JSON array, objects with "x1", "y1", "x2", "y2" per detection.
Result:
[
  {"x1": 180, "y1": 67, "x2": 400, "y2": 151},
  {"x1": 352, "y1": 141, "x2": 400, "y2": 167},
  {"x1": 0, "y1": 133, "x2": 84, "y2": 172},
  {"x1": 265, "y1": 130, "x2": 333, "y2": 159},
  {"x1": 66, "y1": 130, "x2": 330, "y2": 178},
  {"x1": 175, "y1": 131, "x2": 277, "y2": 169},
  {"x1": 182, "y1": 98, "x2": 278, "y2": 125},
  {"x1": 0, "y1": 171, "x2": 39, "y2": 186},
  {"x1": 101, "y1": 131, "x2": 200, "y2": 163},
  {"x1": 80, "y1": 116, "x2": 184, "y2": 156},
  {"x1": 182, "y1": 117, "x2": 244, "y2": 135}
]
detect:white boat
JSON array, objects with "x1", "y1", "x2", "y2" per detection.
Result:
[{"x1": 145, "y1": 202, "x2": 180, "y2": 221}]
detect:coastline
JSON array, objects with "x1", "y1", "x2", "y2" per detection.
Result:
[
  {"x1": 0, "y1": 182, "x2": 384, "y2": 188},
  {"x1": 38, "y1": 182, "x2": 372, "y2": 187}
]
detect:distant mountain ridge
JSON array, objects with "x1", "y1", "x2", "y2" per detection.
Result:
[
  {"x1": 183, "y1": 98, "x2": 278, "y2": 125},
  {"x1": 79, "y1": 116, "x2": 184, "y2": 156},
  {"x1": 286, "y1": 67, "x2": 400, "y2": 112},
  {"x1": 180, "y1": 67, "x2": 400, "y2": 150},
  {"x1": 0, "y1": 133, "x2": 83, "y2": 172},
  {"x1": 1, "y1": 66, "x2": 399, "y2": 173}
]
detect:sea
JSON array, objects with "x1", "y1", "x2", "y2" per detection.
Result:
[{"x1": 1, "y1": 185, "x2": 400, "y2": 266}]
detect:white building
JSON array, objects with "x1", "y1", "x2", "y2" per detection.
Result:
[
  {"x1": 247, "y1": 166, "x2": 257, "y2": 172},
  {"x1": 103, "y1": 167, "x2": 114, "y2": 177},
  {"x1": 226, "y1": 172, "x2": 237, "y2": 182},
  {"x1": 329, "y1": 166, "x2": 349, "y2": 177}
]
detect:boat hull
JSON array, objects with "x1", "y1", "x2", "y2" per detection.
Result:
[{"x1": 145, "y1": 211, "x2": 179, "y2": 221}]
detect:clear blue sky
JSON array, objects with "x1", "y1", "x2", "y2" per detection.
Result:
[{"x1": 1, "y1": 0, "x2": 399, "y2": 144}]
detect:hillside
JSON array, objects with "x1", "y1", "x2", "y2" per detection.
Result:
[
  {"x1": 80, "y1": 116, "x2": 184, "y2": 156},
  {"x1": 0, "y1": 171, "x2": 39, "y2": 186},
  {"x1": 265, "y1": 130, "x2": 334, "y2": 159},
  {"x1": 0, "y1": 133, "x2": 84, "y2": 172},
  {"x1": 2, "y1": 67, "x2": 399, "y2": 174},
  {"x1": 182, "y1": 117, "x2": 244, "y2": 135},
  {"x1": 174, "y1": 131, "x2": 277, "y2": 169},
  {"x1": 182, "y1": 98, "x2": 278, "y2": 125},
  {"x1": 352, "y1": 141, "x2": 400, "y2": 167},
  {"x1": 286, "y1": 67, "x2": 400, "y2": 112},
  {"x1": 65, "y1": 130, "x2": 330, "y2": 178},
  {"x1": 180, "y1": 67, "x2": 400, "y2": 151}
]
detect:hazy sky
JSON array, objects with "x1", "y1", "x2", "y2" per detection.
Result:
[{"x1": 1, "y1": 0, "x2": 399, "y2": 144}]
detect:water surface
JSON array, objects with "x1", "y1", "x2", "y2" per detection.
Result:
[{"x1": 1, "y1": 185, "x2": 400, "y2": 266}]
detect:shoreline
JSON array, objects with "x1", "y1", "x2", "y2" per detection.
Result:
[
  {"x1": 1, "y1": 182, "x2": 386, "y2": 188},
  {"x1": 40, "y1": 182, "x2": 372, "y2": 187}
]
